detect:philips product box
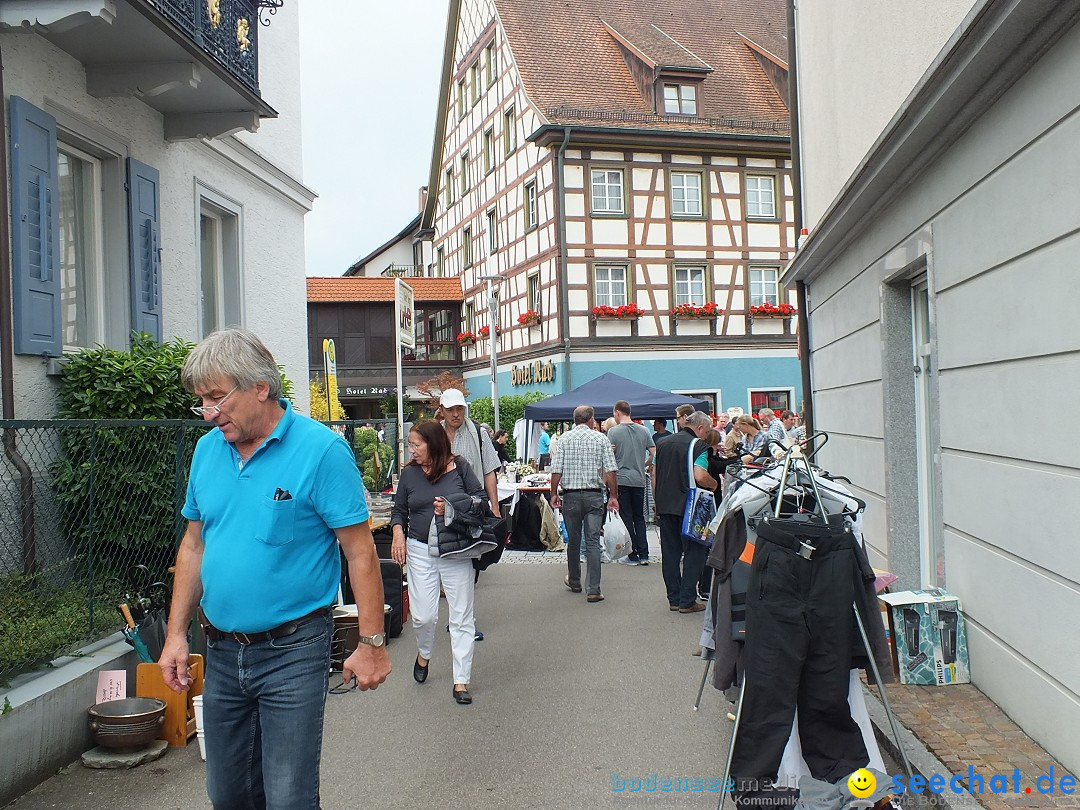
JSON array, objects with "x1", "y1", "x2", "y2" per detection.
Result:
[{"x1": 878, "y1": 589, "x2": 969, "y2": 685}]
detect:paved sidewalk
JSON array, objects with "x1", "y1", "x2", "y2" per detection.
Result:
[{"x1": 864, "y1": 679, "x2": 1079, "y2": 810}]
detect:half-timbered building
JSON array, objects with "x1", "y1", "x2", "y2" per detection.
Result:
[{"x1": 421, "y1": 0, "x2": 801, "y2": 416}]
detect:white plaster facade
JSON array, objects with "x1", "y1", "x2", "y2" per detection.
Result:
[
  {"x1": 789, "y1": 0, "x2": 1080, "y2": 771},
  {"x1": 2, "y1": 0, "x2": 314, "y2": 417}
]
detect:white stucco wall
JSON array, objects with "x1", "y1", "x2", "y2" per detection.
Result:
[
  {"x1": 803, "y1": 17, "x2": 1080, "y2": 772},
  {"x1": 795, "y1": 0, "x2": 975, "y2": 229},
  {"x1": 3, "y1": 12, "x2": 312, "y2": 417}
]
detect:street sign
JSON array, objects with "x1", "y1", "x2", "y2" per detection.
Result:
[{"x1": 395, "y1": 279, "x2": 415, "y2": 348}]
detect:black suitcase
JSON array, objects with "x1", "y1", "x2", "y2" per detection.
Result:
[
  {"x1": 339, "y1": 554, "x2": 406, "y2": 640},
  {"x1": 381, "y1": 559, "x2": 405, "y2": 639}
]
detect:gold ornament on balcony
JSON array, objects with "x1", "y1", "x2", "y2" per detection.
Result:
[
  {"x1": 207, "y1": 0, "x2": 221, "y2": 28},
  {"x1": 237, "y1": 18, "x2": 251, "y2": 51}
]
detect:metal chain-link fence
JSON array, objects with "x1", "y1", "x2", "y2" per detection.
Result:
[{"x1": 0, "y1": 418, "x2": 399, "y2": 685}]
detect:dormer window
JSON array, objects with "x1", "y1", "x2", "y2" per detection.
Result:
[{"x1": 663, "y1": 83, "x2": 697, "y2": 115}]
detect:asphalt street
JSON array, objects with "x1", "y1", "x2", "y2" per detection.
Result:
[{"x1": 9, "y1": 539, "x2": 736, "y2": 809}]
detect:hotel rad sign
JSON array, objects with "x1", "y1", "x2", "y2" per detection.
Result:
[{"x1": 510, "y1": 360, "x2": 556, "y2": 386}]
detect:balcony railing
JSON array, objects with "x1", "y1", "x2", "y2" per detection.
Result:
[
  {"x1": 151, "y1": 0, "x2": 261, "y2": 93},
  {"x1": 381, "y1": 264, "x2": 426, "y2": 278}
]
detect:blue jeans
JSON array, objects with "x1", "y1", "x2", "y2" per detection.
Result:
[
  {"x1": 203, "y1": 611, "x2": 332, "y2": 809},
  {"x1": 659, "y1": 514, "x2": 707, "y2": 608},
  {"x1": 617, "y1": 486, "x2": 648, "y2": 561},
  {"x1": 562, "y1": 490, "x2": 604, "y2": 595}
]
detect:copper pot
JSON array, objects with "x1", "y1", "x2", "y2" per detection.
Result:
[{"x1": 88, "y1": 697, "x2": 166, "y2": 752}]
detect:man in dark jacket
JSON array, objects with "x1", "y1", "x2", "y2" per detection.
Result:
[{"x1": 653, "y1": 411, "x2": 717, "y2": 612}]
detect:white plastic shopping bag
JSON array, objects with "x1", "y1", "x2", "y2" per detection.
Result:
[{"x1": 602, "y1": 511, "x2": 632, "y2": 561}]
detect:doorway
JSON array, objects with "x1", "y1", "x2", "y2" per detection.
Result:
[{"x1": 911, "y1": 276, "x2": 943, "y2": 587}]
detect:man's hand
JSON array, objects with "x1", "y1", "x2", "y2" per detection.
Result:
[
  {"x1": 342, "y1": 644, "x2": 391, "y2": 690},
  {"x1": 159, "y1": 636, "x2": 193, "y2": 693},
  {"x1": 550, "y1": 492, "x2": 562, "y2": 509},
  {"x1": 606, "y1": 495, "x2": 619, "y2": 512}
]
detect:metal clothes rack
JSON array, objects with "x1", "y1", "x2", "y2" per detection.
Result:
[{"x1": 715, "y1": 443, "x2": 911, "y2": 810}]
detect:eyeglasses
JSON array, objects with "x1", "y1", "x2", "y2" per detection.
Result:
[
  {"x1": 407, "y1": 441, "x2": 424, "y2": 450},
  {"x1": 191, "y1": 385, "x2": 239, "y2": 417}
]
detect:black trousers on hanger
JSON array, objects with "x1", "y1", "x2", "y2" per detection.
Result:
[{"x1": 731, "y1": 515, "x2": 868, "y2": 790}]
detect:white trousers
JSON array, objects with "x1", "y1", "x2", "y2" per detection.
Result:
[{"x1": 406, "y1": 538, "x2": 475, "y2": 684}]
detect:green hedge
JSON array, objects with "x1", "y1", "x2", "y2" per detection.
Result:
[{"x1": 466, "y1": 391, "x2": 549, "y2": 459}]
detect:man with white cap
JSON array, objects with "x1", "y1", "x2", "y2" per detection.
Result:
[{"x1": 438, "y1": 388, "x2": 502, "y2": 519}]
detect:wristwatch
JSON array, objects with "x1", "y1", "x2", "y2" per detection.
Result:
[{"x1": 357, "y1": 632, "x2": 386, "y2": 648}]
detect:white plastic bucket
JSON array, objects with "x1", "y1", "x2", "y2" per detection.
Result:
[{"x1": 191, "y1": 694, "x2": 206, "y2": 761}]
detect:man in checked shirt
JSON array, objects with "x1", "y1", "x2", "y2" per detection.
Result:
[{"x1": 549, "y1": 405, "x2": 619, "y2": 603}]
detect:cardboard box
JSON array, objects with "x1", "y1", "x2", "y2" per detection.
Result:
[{"x1": 879, "y1": 589, "x2": 969, "y2": 685}]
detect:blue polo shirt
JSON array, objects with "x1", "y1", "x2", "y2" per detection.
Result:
[{"x1": 182, "y1": 400, "x2": 368, "y2": 632}]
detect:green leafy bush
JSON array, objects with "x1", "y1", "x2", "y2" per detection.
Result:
[
  {"x1": 353, "y1": 427, "x2": 395, "y2": 492},
  {"x1": 466, "y1": 391, "x2": 549, "y2": 458},
  {"x1": 51, "y1": 336, "x2": 202, "y2": 576}
]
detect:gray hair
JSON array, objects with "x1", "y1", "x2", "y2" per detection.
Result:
[
  {"x1": 573, "y1": 405, "x2": 594, "y2": 424},
  {"x1": 686, "y1": 411, "x2": 712, "y2": 429},
  {"x1": 758, "y1": 408, "x2": 776, "y2": 420},
  {"x1": 182, "y1": 328, "x2": 283, "y2": 398}
]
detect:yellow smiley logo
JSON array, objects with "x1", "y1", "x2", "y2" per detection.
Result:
[{"x1": 847, "y1": 768, "x2": 876, "y2": 798}]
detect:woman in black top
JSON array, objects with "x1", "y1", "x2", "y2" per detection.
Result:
[{"x1": 391, "y1": 420, "x2": 486, "y2": 705}]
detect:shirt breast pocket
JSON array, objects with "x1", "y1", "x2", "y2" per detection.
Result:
[{"x1": 256, "y1": 497, "x2": 296, "y2": 547}]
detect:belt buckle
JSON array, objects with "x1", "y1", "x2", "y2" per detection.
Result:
[
  {"x1": 235, "y1": 631, "x2": 253, "y2": 645},
  {"x1": 797, "y1": 540, "x2": 816, "y2": 560}
]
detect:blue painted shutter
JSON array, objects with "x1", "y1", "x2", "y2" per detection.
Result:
[
  {"x1": 10, "y1": 97, "x2": 61, "y2": 356},
  {"x1": 127, "y1": 158, "x2": 162, "y2": 342}
]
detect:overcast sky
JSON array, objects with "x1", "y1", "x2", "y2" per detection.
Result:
[{"x1": 299, "y1": 2, "x2": 451, "y2": 277}]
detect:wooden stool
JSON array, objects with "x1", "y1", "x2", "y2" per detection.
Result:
[{"x1": 136, "y1": 654, "x2": 203, "y2": 747}]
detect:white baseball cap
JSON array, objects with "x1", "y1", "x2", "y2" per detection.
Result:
[
  {"x1": 726, "y1": 406, "x2": 744, "y2": 419},
  {"x1": 439, "y1": 389, "x2": 467, "y2": 409}
]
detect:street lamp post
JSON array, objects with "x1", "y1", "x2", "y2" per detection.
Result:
[{"x1": 479, "y1": 274, "x2": 503, "y2": 431}]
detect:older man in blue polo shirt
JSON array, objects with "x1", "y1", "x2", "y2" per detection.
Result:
[{"x1": 159, "y1": 328, "x2": 390, "y2": 809}]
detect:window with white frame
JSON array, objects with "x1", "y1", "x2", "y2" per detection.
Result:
[
  {"x1": 483, "y1": 128, "x2": 494, "y2": 174},
  {"x1": 457, "y1": 79, "x2": 466, "y2": 118},
  {"x1": 445, "y1": 168, "x2": 454, "y2": 207},
  {"x1": 528, "y1": 274, "x2": 540, "y2": 313},
  {"x1": 464, "y1": 301, "x2": 475, "y2": 333},
  {"x1": 460, "y1": 152, "x2": 470, "y2": 196},
  {"x1": 485, "y1": 41, "x2": 497, "y2": 86},
  {"x1": 594, "y1": 265, "x2": 628, "y2": 308},
  {"x1": 670, "y1": 171, "x2": 702, "y2": 217},
  {"x1": 674, "y1": 266, "x2": 706, "y2": 306},
  {"x1": 487, "y1": 208, "x2": 497, "y2": 253},
  {"x1": 462, "y1": 226, "x2": 472, "y2": 267},
  {"x1": 57, "y1": 144, "x2": 104, "y2": 349},
  {"x1": 745, "y1": 174, "x2": 776, "y2": 219},
  {"x1": 436, "y1": 247, "x2": 445, "y2": 277},
  {"x1": 663, "y1": 83, "x2": 698, "y2": 115},
  {"x1": 590, "y1": 169, "x2": 624, "y2": 215},
  {"x1": 470, "y1": 62, "x2": 480, "y2": 104},
  {"x1": 198, "y1": 190, "x2": 242, "y2": 338},
  {"x1": 749, "y1": 266, "x2": 780, "y2": 306},
  {"x1": 503, "y1": 106, "x2": 516, "y2": 155},
  {"x1": 524, "y1": 180, "x2": 537, "y2": 230}
]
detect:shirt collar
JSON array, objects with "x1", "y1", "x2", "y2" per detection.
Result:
[{"x1": 264, "y1": 399, "x2": 295, "y2": 445}]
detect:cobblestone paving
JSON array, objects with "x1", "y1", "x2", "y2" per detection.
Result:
[{"x1": 873, "y1": 681, "x2": 1079, "y2": 810}]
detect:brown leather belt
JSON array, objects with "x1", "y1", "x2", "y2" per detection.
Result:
[{"x1": 200, "y1": 606, "x2": 331, "y2": 644}]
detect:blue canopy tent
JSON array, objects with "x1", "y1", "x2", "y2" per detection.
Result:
[{"x1": 523, "y1": 373, "x2": 709, "y2": 422}]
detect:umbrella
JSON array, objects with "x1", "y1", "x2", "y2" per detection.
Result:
[{"x1": 119, "y1": 603, "x2": 154, "y2": 663}]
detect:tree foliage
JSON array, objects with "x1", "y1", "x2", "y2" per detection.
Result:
[
  {"x1": 309, "y1": 376, "x2": 346, "y2": 421},
  {"x1": 466, "y1": 391, "x2": 549, "y2": 458}
]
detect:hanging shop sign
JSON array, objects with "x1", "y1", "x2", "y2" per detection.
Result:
[
  {"x1": 343, "y1": 386, "x2": 397, "y2": 397},
  {"x1": 395, "y1": 278, "x2": 415, "y2": 348},
  {"x1": 510, "y1": 360, "x2": 556, "y2": 386}
]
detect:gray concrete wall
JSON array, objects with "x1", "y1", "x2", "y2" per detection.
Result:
[
  {"x1": 0, "y1": 637, "x2": 137, "y2": 805},
  {"x1": 804, "y1": 17, "x2": 1080, "y2": 772}
]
